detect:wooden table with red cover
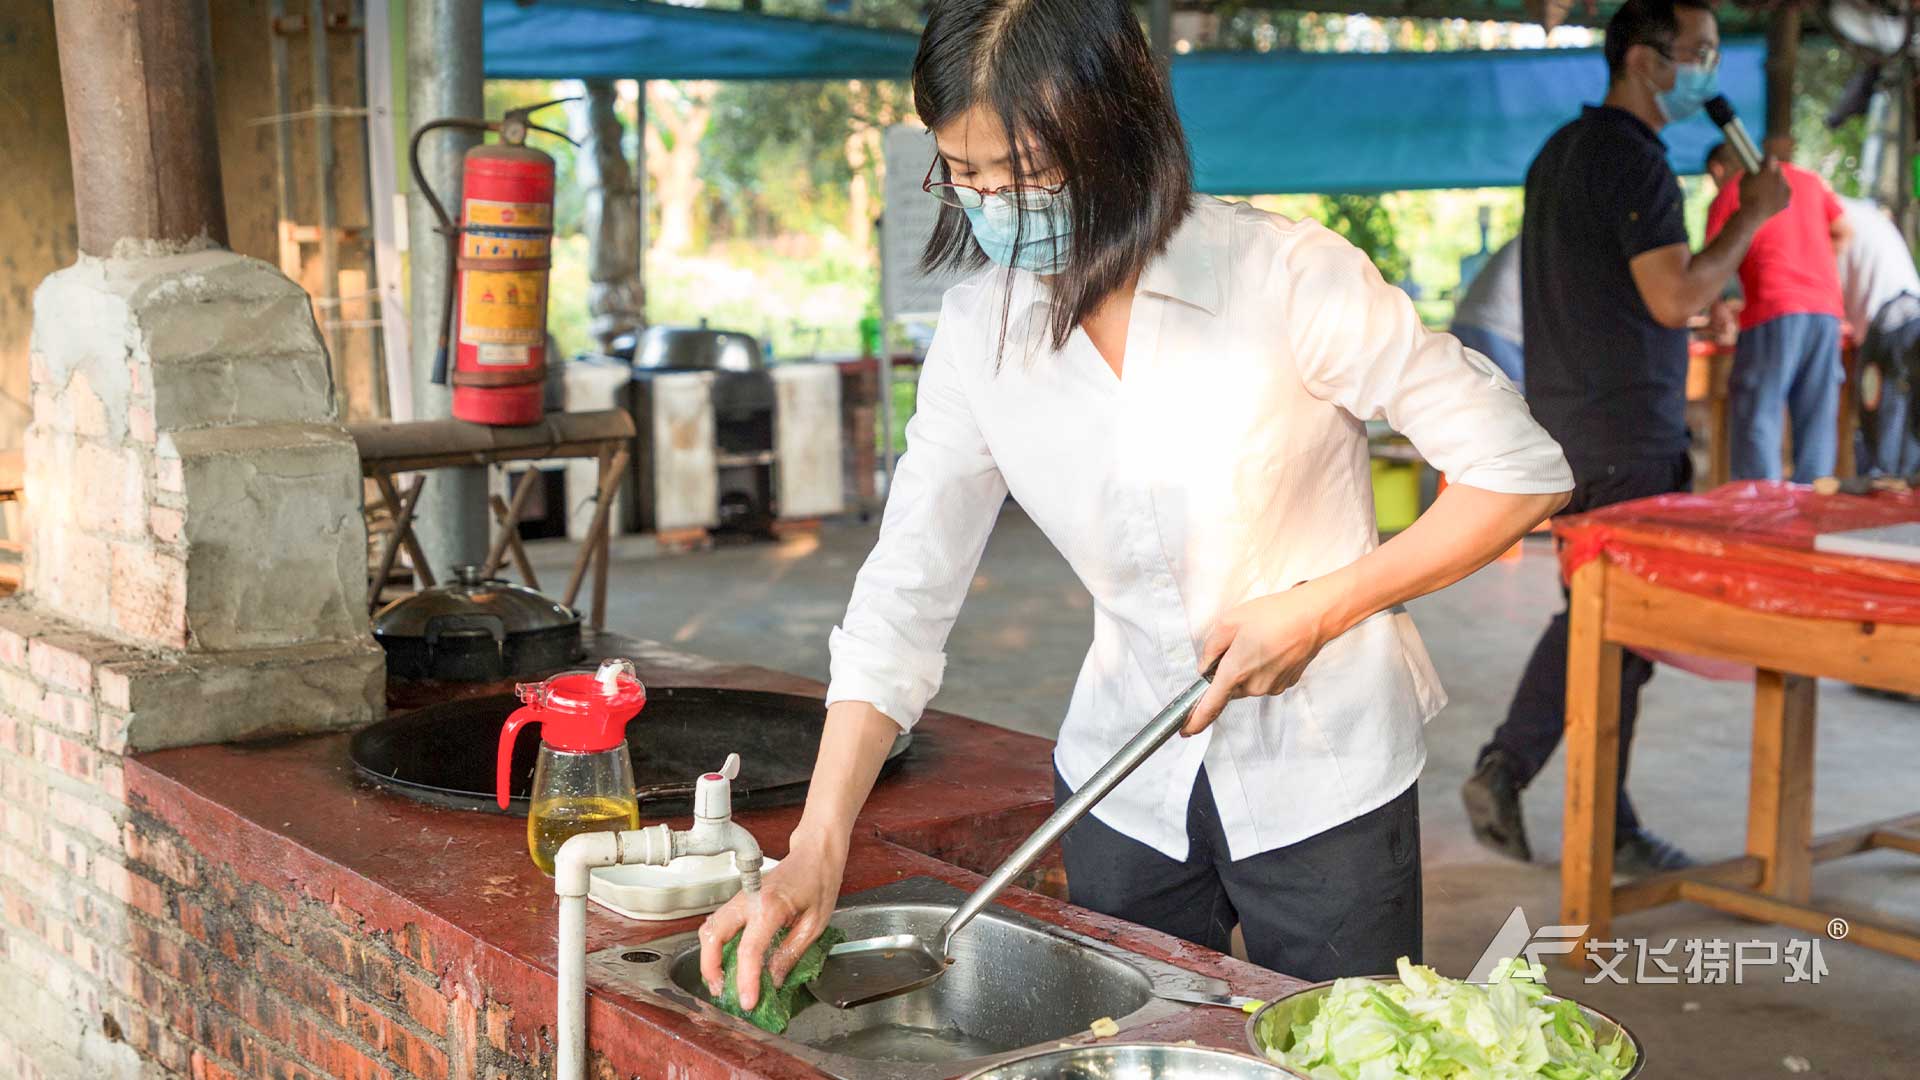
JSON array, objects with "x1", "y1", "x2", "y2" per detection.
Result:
[{"x1": 1554, "y1": 481, "x2": 1920, "y2": 964}]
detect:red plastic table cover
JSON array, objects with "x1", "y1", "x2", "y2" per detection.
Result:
[{"x1": 1554, "y1": 481, "x2": 1920, "y2": 626}]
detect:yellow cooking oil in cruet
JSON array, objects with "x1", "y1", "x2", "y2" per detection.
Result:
[
  {"x1": 527, "y1": 793, "x2": 640, "y2": 875},
  {"x1": 496, "y1": 659, "x2": 649, "y2": 874}
]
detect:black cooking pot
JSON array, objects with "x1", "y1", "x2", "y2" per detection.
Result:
[
  {"x1": 614, "y1": 322, "x2": 764, "y2": 373},
  {"x1": 372, "y1": 566, "x2": 583, "y2": 682}
]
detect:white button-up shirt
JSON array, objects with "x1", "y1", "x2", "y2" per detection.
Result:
[{"x1": 828, "y1": 196, "x2": 1573, "y2": 861}]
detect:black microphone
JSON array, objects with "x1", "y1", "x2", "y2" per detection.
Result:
[{"x1": 1705, "y1": 95, "x2": 1764, "y2": 173}]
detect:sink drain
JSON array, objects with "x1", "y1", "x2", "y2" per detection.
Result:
[{"x1": 621, "y1": 949, "x2": 664, "y2": 964}]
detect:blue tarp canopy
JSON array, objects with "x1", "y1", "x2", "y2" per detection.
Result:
[
  {"x1": 481, "y1": 1, "x2": 1765, "y2": 192},
  {"x1": 482, "y1": 0, "x2": 921, "y2": 81},
  {"x1": 1175, "y1": 39, "x2": 1766, "y2": 193}
]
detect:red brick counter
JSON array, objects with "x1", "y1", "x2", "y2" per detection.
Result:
[{"x1": 124, "y1": 645, "x2": 1305, "y2": 1078}]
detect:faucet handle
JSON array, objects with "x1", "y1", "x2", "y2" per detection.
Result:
[{"x1": 695, "y1": 754, "x2": 740, "y2": 821}]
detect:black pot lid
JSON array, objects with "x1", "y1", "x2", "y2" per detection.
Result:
[{"x1": 372, "y1": 565, "x2": 580, "y2": 640}]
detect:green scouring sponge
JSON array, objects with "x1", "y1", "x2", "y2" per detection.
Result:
[{"x1": 714, "y1": 926, "x2": 847, "y2": 1035}]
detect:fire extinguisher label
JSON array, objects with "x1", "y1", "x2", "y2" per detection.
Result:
[
  {"x1": 464, "y1": 199, "x2": 552, "y2": 230},
  {"x1": 463, "y1": 228, "x2": 550, "y2": 260},
  {"x1": 459, "y1": 270, "x2": 546, "y2": 347},
  {"x1": 476, "y1": 344, "x2": 533, "y2": 366}
]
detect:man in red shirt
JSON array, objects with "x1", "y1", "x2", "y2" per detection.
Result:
[{"x1": 1705, "y1": 144, "x2": 1852, "y2": 481}]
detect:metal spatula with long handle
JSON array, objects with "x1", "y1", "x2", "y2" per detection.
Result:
[{"x1": 808, "y1": 668, "x2": 1218, "y2": 1010}]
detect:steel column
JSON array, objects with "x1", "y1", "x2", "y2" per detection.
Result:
[{"x1": 405, "y1": 0, "x2": 489, "y2": 570}]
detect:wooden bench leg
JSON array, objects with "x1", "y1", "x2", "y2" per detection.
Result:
[
  {"x1": 371, "y1": 471, "x2": 435, "y2": 588},
  {"x1": 1562, "y1": 558, "x2": 1621, "y2": 965},
  {"x1": 483, "y1": 468, "x2": 543, "y2": 582},
  {"x1": 370, "y1": 474, "x2": 427, "y2": 612},
  {"x1": 1748, "y1": 670, "x2": 1817, "y2": 903},
  {"x1": 488, "y1": 494, "x2": 541, "y2": 590}
]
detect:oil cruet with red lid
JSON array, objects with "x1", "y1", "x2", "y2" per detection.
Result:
[{"x1": 495, "y1": 659, "x2": 646, "y2": 874}]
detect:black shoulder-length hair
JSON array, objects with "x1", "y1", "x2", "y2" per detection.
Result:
[{"x1": 913, "y1": 0, "x2": 1194, "y2": 355}]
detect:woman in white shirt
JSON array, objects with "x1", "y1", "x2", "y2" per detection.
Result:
[{"x1": 700, "y1": 0, "x2": 1573, "y2": 1009}]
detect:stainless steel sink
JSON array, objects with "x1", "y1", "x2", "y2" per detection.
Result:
[{"x1": 588, "y1": 876, "x2": 1227, "y2": 1080}]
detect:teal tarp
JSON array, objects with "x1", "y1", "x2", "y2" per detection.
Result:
[
  {"x1": 482, "y1": 0, "x2": 920, "y2": 81},
  {"x1": 1174, "y1": 39, "x2": 1766, "y2": 193},
  {"x1": 481, "y1": 2, "x2": 1765, "y2": 192}
]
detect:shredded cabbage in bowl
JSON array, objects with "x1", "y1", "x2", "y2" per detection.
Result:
[{"x1": 1256, "y1": 957, "x2": 1637, "y2": 1080}]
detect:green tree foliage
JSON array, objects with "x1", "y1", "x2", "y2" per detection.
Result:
[
  {"x1": 1321, "y1": 193, "x2": 1413, "y2": 284},
  {"x1": 1789, "y1": 41, "x2": 1873, "y2": 198}
]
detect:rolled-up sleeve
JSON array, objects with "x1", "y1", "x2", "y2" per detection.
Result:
[
  {"x1": 1281, "y1": 221, "x2": 1574, "y2": 494},
  {"x1": 825, "y1": 295, "x2": 1008, "y2": 732}
]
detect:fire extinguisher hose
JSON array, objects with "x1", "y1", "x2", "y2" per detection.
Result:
[{"x1": 408, "y1": 118, "x2": 495, "y2": 387}]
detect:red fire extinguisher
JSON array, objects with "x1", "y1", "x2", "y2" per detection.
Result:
[{"x1": 410, "y1": 98, "x2": 576, "y2": 426}]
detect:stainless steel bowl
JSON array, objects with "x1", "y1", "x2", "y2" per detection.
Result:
[
  {"x1": 962, "y1": 1043, "x2": 1309, "y2": 1080},
  {"x1": 1245, "y1": 977, "x2": 1642, "y2": 1079}
]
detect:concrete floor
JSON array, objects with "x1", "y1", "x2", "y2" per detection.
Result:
[{"x1": 532, "y1": 506, "x2": 1920, "y2": 1077}]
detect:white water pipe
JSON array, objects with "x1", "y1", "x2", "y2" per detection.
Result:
[{"x1": 553, "y1": 762, "x2": 763, "y2": 1080}]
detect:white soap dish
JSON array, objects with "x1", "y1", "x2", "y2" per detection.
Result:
[{"x1": 589, "y1": 852, "x2": 779, "y2": 921}]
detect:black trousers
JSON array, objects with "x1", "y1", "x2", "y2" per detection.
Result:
[
  {"x1": 1053, "y1": 767, "x2": 1421, "y2": 983},
  {"x1": 1482, "y1": 452, "x2": 1693, "y2": 837}
]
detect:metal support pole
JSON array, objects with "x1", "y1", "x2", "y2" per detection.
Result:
[
  {"x1": 311, "y1": 0, "x2": 347, "y2": 413},
  {"x1": 635, "y1": 81, "x2": 648, "y2": 332},
  {"x1": 405, "y1": 0, "x2": 489, "y2": 571},
  {"x1": 1762, "y1": 3, "x2": 1799, "y2": 144},
  {"x1": 52, "y1": 0, "x2": 229, "y2": 254},
  {"x1": 269, "y1": 0, "x2": 298, "y2": 261},
  {"x1": 1901, "y1": 52, "x2": 1917, "y2": 250},
  {"x1": 879, "y1": 333, "x2": 895, "y2": 499},
  {"x1": 1861, "y1": 89, "x2": 1891, "y2": 203},
  {"x1": 1148, "y1": 0, "x2": 1173, "y2": 70},
  {"x1": 365, "y1": 0, "x2": 413, "y2": 419}
]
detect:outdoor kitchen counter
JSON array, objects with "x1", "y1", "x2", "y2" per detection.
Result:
[{"x1": 125, "y1": 642, "x2": 1306, "y2": 1078}]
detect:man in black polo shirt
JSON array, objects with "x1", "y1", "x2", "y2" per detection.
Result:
[{"x1": 1463, "y1": 0, "x2": 1787, "y2": 876}]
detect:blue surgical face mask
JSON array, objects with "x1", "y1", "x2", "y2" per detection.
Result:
[
  {"x1": 1653, "y1": 61, "x2": 1718, "y2": 125},
  {"x1": 963, "y1": 192, "x2": 1072, "y2": 275}
]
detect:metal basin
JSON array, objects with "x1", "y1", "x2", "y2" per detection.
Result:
[
  {"x1": 1245, "y1": 977, "x2": 1643, "y2": 1078},
  {"x1": 589, "y1": 877, "x2": 1228, "y2": 1080},
  {"x1": 963, "y1": 1043, "x2": 1304, "y2": 1079}
]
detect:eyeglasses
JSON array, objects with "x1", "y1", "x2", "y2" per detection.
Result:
[
  {"x1": 922, "y1": 156, "x2": 1067, "y2": 211},
  {"x1": 1654, "y1": 41, "x2": 1720, "y2": 69}
]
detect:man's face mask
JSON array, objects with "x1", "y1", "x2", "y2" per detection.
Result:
[{"x1": 1651, "y1": 53, "x2": 1719, "y2": 125}]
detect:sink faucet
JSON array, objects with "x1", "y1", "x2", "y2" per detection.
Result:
[{"x1": 552, "y1": 754, "x2": 763, "y2": 1080}]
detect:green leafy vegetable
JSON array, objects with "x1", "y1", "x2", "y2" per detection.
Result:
[
  {"x1": 714, "y1": 926, "x2": 847, "y2": 1035},
  {"x1": 1257, "y1": 957, "x2": 1637, "y2": 1080}
]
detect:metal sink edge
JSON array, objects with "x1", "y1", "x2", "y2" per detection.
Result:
[{"x1": 586, "y1": 875, "x2": 1231, "y2": 1080}]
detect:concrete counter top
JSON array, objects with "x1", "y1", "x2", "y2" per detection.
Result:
[{"x1": 127, "y1": 642, "x2": 1306, "y2": 1077}]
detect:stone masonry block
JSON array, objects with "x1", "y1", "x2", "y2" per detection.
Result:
[
  {"x1": 0, "y1": 602, "x2": 383, "y2": 752},
  {"x1": 30, "y1": 250, "x2": 335, "y2": 441},
  {"x1": 100, "y1": 638, "x2": 384, "y2": 752},
  {"x1": 171, "y1": 424, "x2": 369, "y2": 651}
]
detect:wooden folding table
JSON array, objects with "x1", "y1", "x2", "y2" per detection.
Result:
[
  {"x1": 347, "y1": 409, "x2": 635, "y2": 629},
  {"x1": 1558, "y1": 482, "x2": 1920, "y2": 964}
]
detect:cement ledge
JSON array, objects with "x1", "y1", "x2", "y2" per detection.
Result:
[{"x1": 0, "y1": 597, "x2": 384, "y2": 751}]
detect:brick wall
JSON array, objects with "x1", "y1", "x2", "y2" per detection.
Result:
[
  {"x1": 116, "y1": 808, "x2": 533, "y2": 1080},
  {"x1": 0, "y1": 622, "x2": 164, "y2": 1078},
  {"x1": 0, "y1": 244, "x2": 382, "y2": 1075},
  {"x1": 113, "y1": 764, "x2": 609, "y2": 1080},
  {"x1": 0, "y1": 617, "x2": 550, "y2": 1080}
]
